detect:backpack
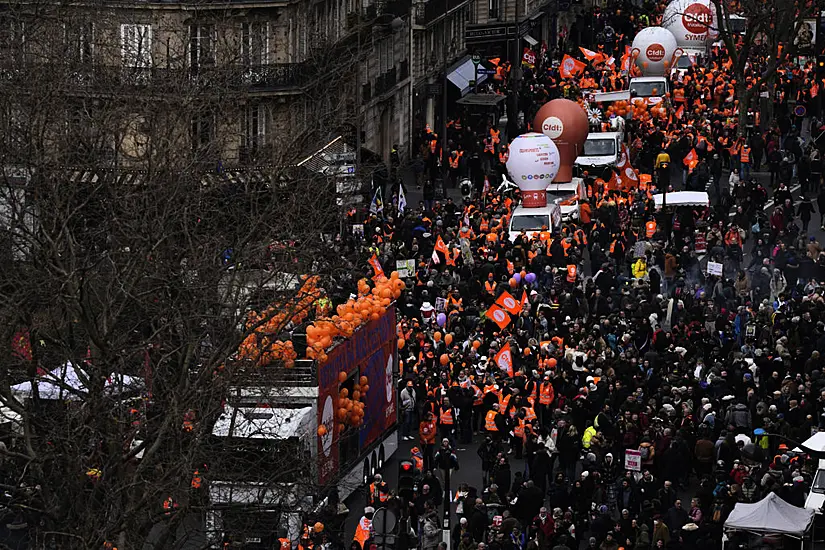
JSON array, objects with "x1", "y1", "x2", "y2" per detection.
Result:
[{"x1": 713, "y1": 481, "x2": 728, "y2": 499}]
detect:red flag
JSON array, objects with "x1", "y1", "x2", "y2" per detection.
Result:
[
  {"x1": 486, "y1": 304, "x2": 511, "y2": 330},
  {"x1": 368, "y1": 254, "x2": 384, "y2": 277},
  {"x1": 494, "y1": 342, "x2": 514, "y2": 377},
  {"x1": 496, "y1": 291, "x2": 522, "y2": 315},
  {"x1": 560, "y1": 55, "x2": 586, "y2": 79},
  {"x1": 435, "y1": 235, "x2": 449, "y2": 255}
]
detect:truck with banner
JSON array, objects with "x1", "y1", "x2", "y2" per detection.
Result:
[{"x1": 206, "y1": 306, "x2": 399, "y2": 547}]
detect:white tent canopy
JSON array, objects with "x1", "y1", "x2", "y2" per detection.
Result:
[
  {"x1": 11, "y1": 362, "x2": 143, "y2": 400},
  {"x1": 653, "y1": 191, "x2": 709, "y2": 209},
  {"x1": 724, "y1": 492, "x2": 814, "y2": 537}
]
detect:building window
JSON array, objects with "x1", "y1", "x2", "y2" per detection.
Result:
[
  {"x1": 242, "y1": 22, "x2": 269, "y2": 67},
  {"x1": 488, "y1": 0, "x2": 500, "y2": 19},
  {"x1": 191, "y1": 111, "x2": 214, "y2": 154},
  {"x1": 64, "y1": 22, "x2": 94, "y2": 64},
  {"x1": 241, "y1": 104, "x2": 268, "y2": 162},
  {"x1": 190, "y1": 24, "x2": 215, "y2": 75},
  {"x1": 121, "y1": 24, "x2": 152, "y2": 68}
]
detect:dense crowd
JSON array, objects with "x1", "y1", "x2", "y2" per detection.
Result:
[{"x1": 335, "y1": 2, "x2": 825, "y2": 550}]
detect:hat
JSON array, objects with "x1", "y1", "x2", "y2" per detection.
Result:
[
  {"x1": 365, "y1": 506, "x2": 375, "y2": 513},
  {"x1": 421, "y1": 302, "x2": 434, "y2": 312}
]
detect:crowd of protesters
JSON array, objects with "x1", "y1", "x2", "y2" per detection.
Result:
[{"x1": 337, "y1": 1, "x2": 825, "y2": 550}]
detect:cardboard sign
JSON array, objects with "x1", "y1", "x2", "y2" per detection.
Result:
[
  {"x1": 625, "y1": 449, "x2": 642, "y2": 471},
  {"x1": 395, "y1": 259, "x2": 415, "y2": 278},
  {"x1": 707, "y1": 261, "x2": 723, "y2": 277},
  {"x1": 435, "y1": 297, "x2": 447, "y2": 312}
]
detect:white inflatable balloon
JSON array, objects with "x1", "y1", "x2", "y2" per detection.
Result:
[
  {"x1": 506, "y1": 133, "x2": 560, "y2": 208},
  {"x1": 631, "y1": 27, "x2": 679, "y2": 76},
  {"x1": 662, "y1": 0, "x2": 715, "y2": 51}
]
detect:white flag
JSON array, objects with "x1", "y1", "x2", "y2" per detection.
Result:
[{"x1": 398, "y1": 186, "x2": 407, "y2": 215}]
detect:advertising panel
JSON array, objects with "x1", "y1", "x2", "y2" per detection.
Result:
[{"x1": 316, "y1": 306, "x2": 397, "y2": 485}]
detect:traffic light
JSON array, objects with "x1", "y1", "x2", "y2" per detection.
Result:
[{"x1": 397, "y1": 459, "x2": 418, "y2": 501}]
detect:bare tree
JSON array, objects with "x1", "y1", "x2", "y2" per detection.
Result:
[{"x1": 0, "y1": 2, "x2": 370, "y2": 548}]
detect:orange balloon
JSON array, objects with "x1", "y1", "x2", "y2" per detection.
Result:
[
  {"x1": 352, "y1": 390, "x2": 361, "y2": 401},
  {"x1": 548, "y1": 357, "x2": 557, "y2": 367},
  {"x1": 338, "y1": 408, "x2": 348, "y2": 421},
  {"x1": 509, "y1": 278, "x2": 518, "y2": 288},
  {"x1": 360, "y1": 376, "x2": 368, "y2": 386},
  {"x1": 440, "y1": 354, "x2": 449, "y2": 366},
  {"x1": 444, "y1": 333, "x2": 453, "y2": 346},
  {"x1": 338, "y1": 371, "x2": 347, "y2": 383},
  {"x1": 472, "y1": 340, "x2": 482, "y2": 349},
  {"x1": 434, "y1": 332, "x2": 442, "y2": 342},
  {"x1": 363, "y1": 385, "x2": 370, "y2": 393},
  {"x1": 317, "y1": 425, "x2": 327, "y2": 436},
  {"x1": 339, "y1": 388, "x2": 349, "y2": 398}
]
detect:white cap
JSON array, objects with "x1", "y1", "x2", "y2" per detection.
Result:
[{"x1": 365, "y1": 506, "x2": 375, "y2": 513}]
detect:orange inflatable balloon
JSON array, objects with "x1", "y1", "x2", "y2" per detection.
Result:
[
  {"x1": 317, "y1": 425, "x2": 327, "y2": 436},
  {"x1": 548, "y1": 357, "x2": 557, "y2": 367},
  {"x1": 444, "y1": 333, "x2": 453, "y2": 346},
  {"x1": 440, "y1": 354, "x2": 449, "y2": 366},
  {"x1": 360, "y1": 376, "x2": 368, "y2": 386},
  {"x1": 533, "y1": 98, "x2": 590, "y2": 183},
  {"x1": 338, "y1": 371, "x2": 347, "y2": 383},
  {"x1": 472, "y1": 340, "x2": 482, "y2": 349},
  {"x1": 509, "y1": 278, "x2": 518, "y2": 288},
  {"x1": 434, "y1": 332, "x2": 442, "y2": 342}
]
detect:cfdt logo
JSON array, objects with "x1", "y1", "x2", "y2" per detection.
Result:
[
  {"x1": 682, "y1": 3, "x2": 712, "y2": 34},
  {"x1": 541, "y1": 116, "x2": 564, "y2": 139},
  {"x1": 646, "y1": 43, "x2": 665, "y2": 62}
]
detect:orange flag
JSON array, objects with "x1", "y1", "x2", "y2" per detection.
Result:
[
  {"x1": 435, "y1": 235, "x2": 449, "y2": 254},
  {"x1": 486, "y1": 304, "x2": 511, "y2": 330},
  {"x1": 683, "y1": 148, "x2": 699, "y2": 171},
  {"x1": 494, "y1": 342, "x2": 514, "y2": 377},
  {"x1": 368, "y1": 254, "x2": 384, "y2": 277},
  {"x1": 496, "y1": 291, "x2": 522, "y2": 315},
  {"x1": 521, "y1": 289, "x2": 529, "y2": 308},
  {"x1": 560, "y1": 55, "x2": 586, "y2": 79},
  {"x1": 675, "y1": 105, "x2": 685, "y2": 119}
]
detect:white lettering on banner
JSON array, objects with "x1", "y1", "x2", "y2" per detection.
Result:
[
  {"x1": 625, "y1": 449, "x2": 642, "y2": 471},
  {"x1": 503, "y1": 296, "x2": 516, "y2": 309},
  {"x1": 493, "y1": 309, "x2": 506, "y2": 322}
]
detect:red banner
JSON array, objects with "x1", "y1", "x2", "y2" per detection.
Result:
[{"x1": 316, "y1": 306, "x2": 397, "y2": 485}]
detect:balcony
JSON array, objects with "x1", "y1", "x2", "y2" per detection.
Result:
[
  {"x1": 415, "y1": 0, "x2": 470, "y2": 26},
  {"x1": 0, "y1": 63, "x2": 309, "y2": 93}
]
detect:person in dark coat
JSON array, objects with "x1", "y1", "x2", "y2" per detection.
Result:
[
  {"x1": 469, "y1": 499, "x2": 489, "y2": 543},
  {"x1": 493, "y1": 456, "x2": 512, "y2": 502}
]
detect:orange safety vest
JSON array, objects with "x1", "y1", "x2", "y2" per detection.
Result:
[
  {"x1": 485, "y1": 410, "x2": 499, "y2": 431},
  {"x1": 485, "y1": 281, "x2": 497, "y2": 294},
  {"x1": 490, "y1": 129, "x2": 501, "y2": 144},
  {"x1": 740, "y1": 146, "x2": 750, "y2": 163},
  {"x1": 645, "y1": 220, "x2": 656, "y2": 238},
  {"x1": 514, "y1": 419, "x2": 524, "y2": 438},
  {"x1": 540, "y1": 382, "x2": 554, "y2": 405},
  {"x1": 370, "y1": 482, "x2": 389, "y2": 503},
  {"x1": 440, "y1": 407, "x2": 454, "y2": 425},
  {"x1": 499, "y1": 151, "x2": 509, "y2": 163},
  {"x1": 524, "y1": 407, "x2": 537, "y2": 421},
  {"x1": 354, "y1": 517, "x2": 371, "y2": 548},
  {"x1": 429, "y1": 140, "x2": 438, "y2": 154},
  {"x1": 566, "y1": 264, "x2": 577, "y2": 283},
  {"x1": 279, "y1": 538, "x2": 291, "y2": 550}
]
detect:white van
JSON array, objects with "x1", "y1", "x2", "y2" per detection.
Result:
[
  {"x1": 628, "y1": 76, "x2": 669, "y2": 104},
  {"x1": 575, "y1": 132, "x2": 623, "y2": 179},
  {"x1": 508, "y1": 204, "x2": 562, "y2": 242},
  {"x1": 546, "y1": 177, "x2": 588, "y2": 222}
]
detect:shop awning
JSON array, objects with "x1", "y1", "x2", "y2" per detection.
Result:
[
  {"x1": 523, "y1": 34, "x2": 539, "y2": 46},
  {"x1": 446, "y1": 55, "x2": 489, "y2": 96}
]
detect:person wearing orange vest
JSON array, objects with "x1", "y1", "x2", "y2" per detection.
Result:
[
  {"x1": 499, "y1": 146, "x2": 509, "y2": 164},
  {"x1": 739, "y1": 143, "x2": 751, "y2": 180},
  {"x1": 353, "y1": 508, "x2": 374, "y2": 550},
  {"x1": 419, "y1": 411, "x2": 437, "y2": 471},
  {"x1": 439, "y1": 396, "x2": 457, "y2": 446},
  {"x1": 277, "y1": 530, "x2": 291, "y2": 550},
  {"x1": 566, "y1": 264, "x2": 577, "y2": 284},
  {"x1": 538, "y1": 377, "x2": 555, "y2": 425},
  {"x1": 484, "y1": 274, "x2": 497, "y2": 296},
  {"x1": 645, "y1": 219, "x2": 657, "y2": 239},
  {"x1": 368, "y1": 474, "x2": 389, "y2": 506}
]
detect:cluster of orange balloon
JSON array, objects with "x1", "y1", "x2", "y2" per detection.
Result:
[
  {"x1": 305, "y1": 272, "x2": 406, "y2": 364},
  {"x1": 335, "y1": 373, "x2": 370, "y2": 431},
  {"x1": 237, "y1": 276, "x2": 322, "y2": 367},
  {"x1": 605, "y1": 100, "x2": 631, "y2": 118}
]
